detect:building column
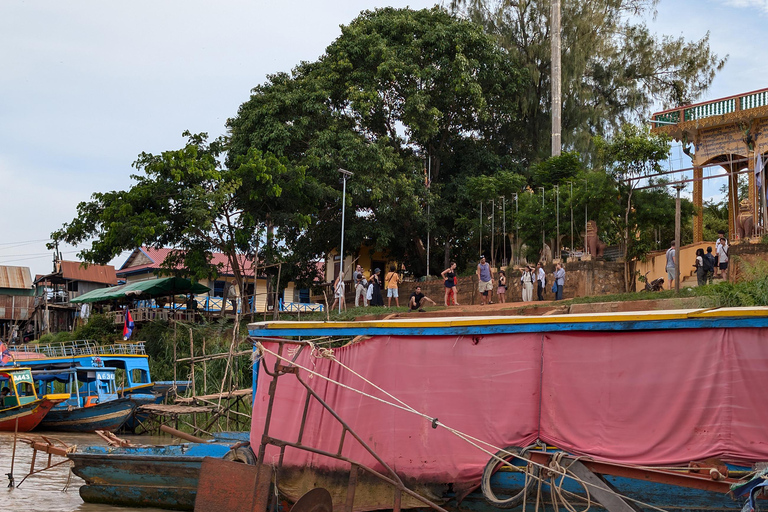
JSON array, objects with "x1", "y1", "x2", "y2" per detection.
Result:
[
  {"x1": 748, "y1": 153, "x2": 758, "y2": 234},
  {"x1": 727, "y1": 162, "x2": 739, "y2": 239},
  {"x1": 693, "y1": 165, "x2": 703, "y2": 243}
]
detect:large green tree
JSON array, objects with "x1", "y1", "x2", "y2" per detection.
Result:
[
  {"x1": 51, "y1": 132, "x2": 312, "y2": 306},
  {"x1": 227, "y1": 7, "x2": 526, "y2": 276},
  {"x1": 456, "y1": 0, "x2": 726, "y2": 161}
]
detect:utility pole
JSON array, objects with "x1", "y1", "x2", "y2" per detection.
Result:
[
  {"x1": 491, "y1": 199, "x2": 495, "y2": 269},
  {"x1": 426, "y1": 156, "x2": 430, "y2": 279},
  {"x1": 551, "y1": 0, "x2": 562, "y2": 157}
]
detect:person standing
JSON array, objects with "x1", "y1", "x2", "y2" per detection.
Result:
[
  {"x1": 441, "y1": 263, "x2": 460, "y2": 306},
  {"x1": 497, "y1": 270, "x2": 507, "y2": 303},
  {"x1": 368, "y1": 268, "x2": 384, "y2": 306},
  {"x1": 715, "y1": 232, "x2": 728, "y2": 277},
  {"x1": 536, "y1": 262, "x2": 546, "y2": 301},
  {"x1": 520, "y1": 266, "x2": 534, "y2": 302},
  {"x1": 554, "y1": 263, "x2": 565, "y2": 300},
  {"x1": 694, "y1": 248, "x2": 706, "y2": 287},
  {"x1": 353, "y1": 265, "x2": 367, "y2": 307},
  {"x1": 330, "y1": 275, "x2": 346, "y2": 312},
  {"x1": 717, "y1": 237, "x2": 729, "y2": 281},
  {"x1": 476, "y1": 256, "x2": 494, "y2": 305},
  {"x1": 665, "y1": 241, "x2": 676, "y2": 290},
  {"x1": 385, "y1": 265, "x2": 401, "y2": 307},
  {"x1": 703, "y1": 247, "x2": 716, "y2": 284}
]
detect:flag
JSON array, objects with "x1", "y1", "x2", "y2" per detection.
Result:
[
  {"x1": 123, "y1": 310, "x2": 134, "y2": 340},
  {"x1": 0, "y1": 343, "x2": 13, "y2": 365}
]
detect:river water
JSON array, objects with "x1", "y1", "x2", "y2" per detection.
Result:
[{"x1": 0, "y1": 431, "x2": 172, "y2": 512}]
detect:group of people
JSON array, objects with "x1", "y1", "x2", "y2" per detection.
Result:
[
  {"x1": 474, "y1": 255, "x2": 567, "y2": 305},
  {"x1": 331, "y1": 264, "x2": 437, "y2": 312},
  {"x1": 665, "y1": 230, "x2": 730, "y2": 289}
]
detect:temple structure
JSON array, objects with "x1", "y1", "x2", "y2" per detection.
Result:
[{"x1": 651, "y1": 88, "x2": 768, "y2": 242}]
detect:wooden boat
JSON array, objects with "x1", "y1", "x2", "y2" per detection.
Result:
[
  {"x1": 33, "y1": 366, "x2": 141, "y2": 432},
  {"x1": 239, "y1": 307, "x2": 768, "y2": 512},
  {"x1": 0, "y1": 367, "x2": 68, "y2": 431},
  {"x1": 68, "y1": 432, "x2": 251, "y2": 511}
]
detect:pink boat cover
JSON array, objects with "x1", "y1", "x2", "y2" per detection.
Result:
[{"x1": 251, "y1": 328, "x2": 768, "y2": 485}]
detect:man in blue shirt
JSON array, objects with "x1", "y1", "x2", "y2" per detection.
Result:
[{"x1": 476, "y1": 256, "x2": 494, "y2": 305}]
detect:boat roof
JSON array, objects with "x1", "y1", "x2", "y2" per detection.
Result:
[{"x1": 248, "y1": 307, "x2": 768, "y2": 337}]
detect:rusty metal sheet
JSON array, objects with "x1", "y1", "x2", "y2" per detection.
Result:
[
  {"x1": 195, "y1": 457, "x2": 270, "y2": 512},
  {"x1": 0, "y1": 266, "x2": 33, "y2": 290},
  {"x1": 59, "y1": 261, "x2": 118, "y2": 285},
  {"x1": 0, "y1": 295, "x2": 34, "y2": 320}
]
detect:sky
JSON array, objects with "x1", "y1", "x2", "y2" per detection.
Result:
[{"x1": 0, "y1": 0, "x2": 765, "y2": 277}]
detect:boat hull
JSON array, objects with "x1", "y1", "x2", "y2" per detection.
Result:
[
  {"x1": 38, "y1": 397, "x2": 136, "y2": 432},
  {"x1": 0, "y1": 396, "x2": 65, "y2": 432},
  {"x1": 69, "y1": 442, "x2": 237, "y2": 510}
]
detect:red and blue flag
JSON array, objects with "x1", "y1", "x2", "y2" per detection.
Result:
[
  {"x1": 0, "y1": 343, "x2": 13, "y2": 365},
  {"x1": 123, "y1": 310, "x2": 135, "y2": 340}
]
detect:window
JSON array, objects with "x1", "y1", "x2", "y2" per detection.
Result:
[{"x1": 213, "y1": 280, "x2": 226, "y2": 297}]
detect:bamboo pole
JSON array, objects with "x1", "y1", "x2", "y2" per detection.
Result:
[
  {"x1": 202, "y1": 336, "x2": 207, "y2": 395},
  {"x1": 189, "y1": 328, "x2": 196, "y2": 429}
]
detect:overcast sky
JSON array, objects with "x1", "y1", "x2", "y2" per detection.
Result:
[{"x1": 1, "y1": 0, "x2": 764, "y2": 277}]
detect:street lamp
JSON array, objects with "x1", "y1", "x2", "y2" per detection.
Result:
[{"x1": 338, "y1": 168, "x2": 353, "y2": 313}]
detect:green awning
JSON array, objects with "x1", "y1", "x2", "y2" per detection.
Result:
[{"x1": 71, "y1": 277, "x2": 210, "y2": 303}]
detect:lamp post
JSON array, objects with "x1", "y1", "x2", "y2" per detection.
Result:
[{"x1": 338, "y1": 168, "x2": 353, "y2": 312}]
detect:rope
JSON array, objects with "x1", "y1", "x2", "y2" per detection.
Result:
[{"x1": 258, "y1": 341, "x2": 678, "y2": 512}]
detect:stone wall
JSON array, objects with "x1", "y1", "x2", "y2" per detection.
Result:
[{"x1": 728, "y1": 242, "x2": 768, "y2": 282}]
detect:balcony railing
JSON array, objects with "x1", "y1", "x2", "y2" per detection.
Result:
[{"x1": 652, "y1": 87, "x2": 768, "y2": 126}]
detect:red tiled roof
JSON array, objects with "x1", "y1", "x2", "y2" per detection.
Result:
[
  {"x1": 60, "y1": 261, "x2": 118, "y2": 285},
  {"x1": 117, "y1": 247, "x2": 256, "y2": 278}
]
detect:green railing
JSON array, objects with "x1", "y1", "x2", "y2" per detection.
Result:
[
  {"x1": 652, "y1": 88, "x2": 768, "y2": 126},
  {"x1": 684, "y1": 98, "x2": 736, "y2": 121}
]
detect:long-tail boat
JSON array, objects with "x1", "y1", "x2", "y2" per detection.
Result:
[
  {"x1": 0, "y1": 367, "x2": 68, "y2": 431},
  {"x1": 33, "y1": 366, "x2": 139, "y2": 432}
]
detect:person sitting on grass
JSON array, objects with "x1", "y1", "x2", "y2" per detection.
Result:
[{"x1": 409, "y1": 286, "x2": 437, "y2": 312}]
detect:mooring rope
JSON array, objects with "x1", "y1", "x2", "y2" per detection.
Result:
[{"x1": 256, "y1": 341, "x2": 680, "y2": 512}]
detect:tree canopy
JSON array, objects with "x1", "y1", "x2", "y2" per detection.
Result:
[{"x1": 456, "y1": 0, "x2": 727, "y2": 161}]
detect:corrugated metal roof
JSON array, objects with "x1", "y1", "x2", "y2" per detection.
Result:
[
  {"x1": 59, "y1": 261, "x2": 118, "y2": 285},
  {"x1": 0, "y1": 266, "x2": 33, "y2": 289}
]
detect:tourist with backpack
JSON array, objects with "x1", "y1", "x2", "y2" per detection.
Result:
[{"x1": 703, "y1": 247, "x2": 716, "y2": 284}]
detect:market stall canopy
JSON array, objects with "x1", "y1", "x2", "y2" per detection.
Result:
[{"x1": 70, "y1": 277, "x2": 210, "y2": 304}]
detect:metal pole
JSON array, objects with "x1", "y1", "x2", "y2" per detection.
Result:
[
  {"x1": 491, "y1": 199, "x2": 495, "y2": 269},
  {"x1": 515, "y1": 194, "x2": 519, "y2": 266},
  {"x1": 569, "y1": 181, "x2": 574, "y2": 257},
  {"x1": 539, "y1": 187, "x2": 545, "y2": 261},
  {"x1": 479, "y1": 201, "x2": 483, "y2": 256},
  {"x1": 555, "y1": 185, "x2": 559, "y2": 260},
  {"x1": 338, "y1": 168, "x2": 353, "y2": 313},
  {"x1": 674, "y1": 184, "x2": 683, "y2": 293},
  {"x1": 585, "y1": 178, "x2": 589, "y2": 255},
  {"x1": 503, "y1": 197, "x2": 507, "y2": 266}
]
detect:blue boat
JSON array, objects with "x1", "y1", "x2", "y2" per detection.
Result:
[
  {"x1": 33, "y1": 366, "x2": 145, "y2": 432},
  {"x1": 68, "y1": 432, "x2": 251, "y2": 510}
]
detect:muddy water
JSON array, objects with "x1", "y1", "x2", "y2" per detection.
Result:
[{"x1": 0, "y1": 431, "x2": 175, "y2": 512}]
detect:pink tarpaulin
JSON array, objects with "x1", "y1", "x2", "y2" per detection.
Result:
[{"x1": 251, "y1": 328, "x2": 768, "y2": 486}]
